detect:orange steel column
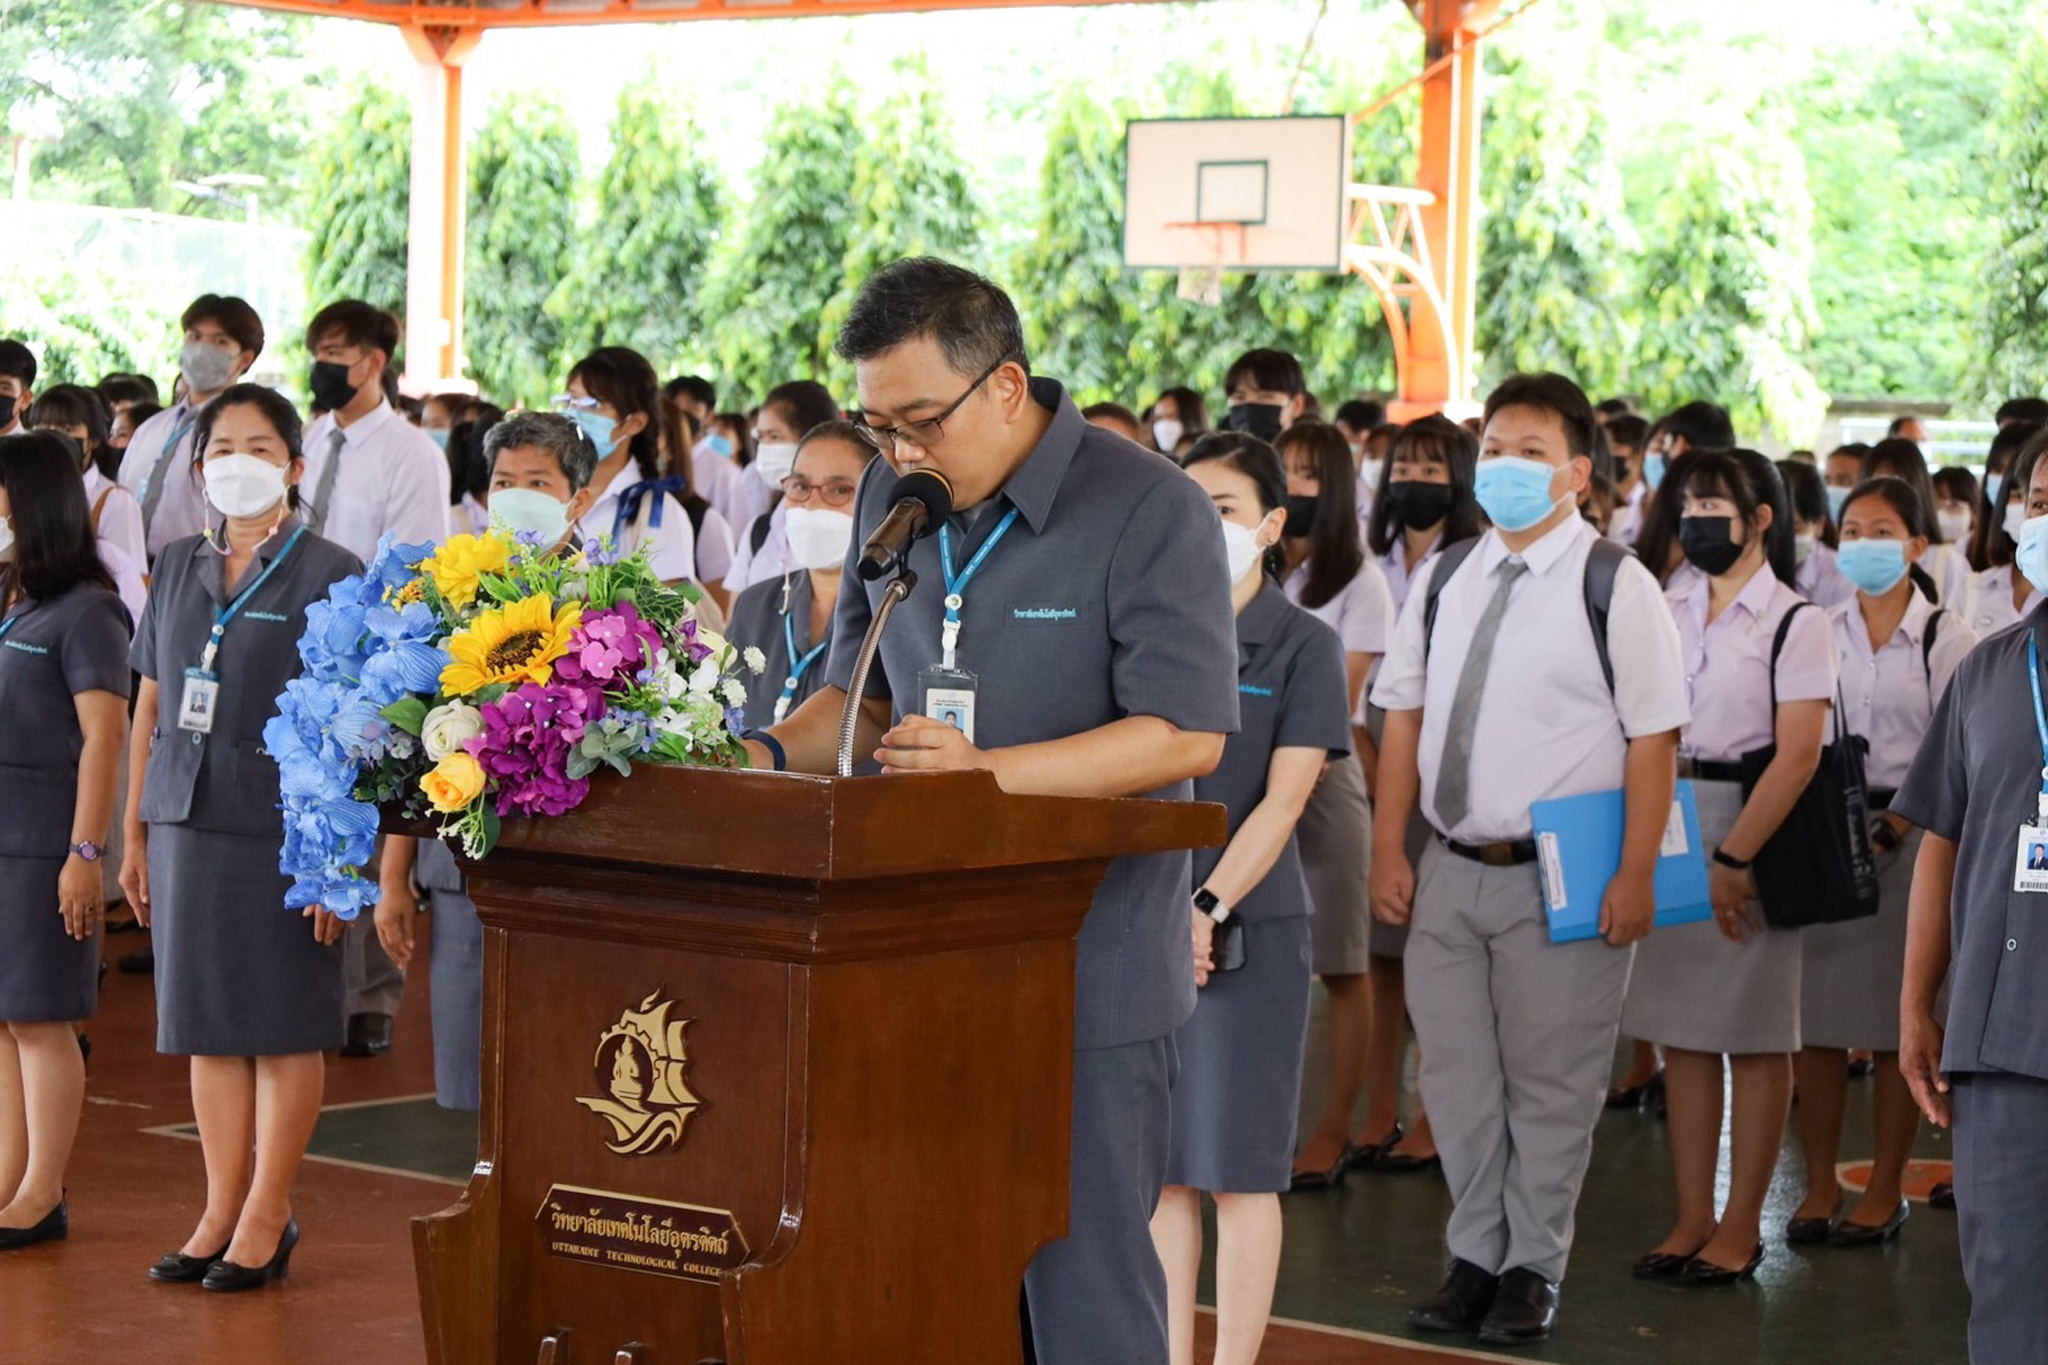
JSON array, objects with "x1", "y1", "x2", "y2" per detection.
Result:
[
  {"x1": 1405, "y1": 0, "x2": 1493, "y2": 417},
  {"x1": 400, "y1": 25, "x2": 481, "y2": 390}
]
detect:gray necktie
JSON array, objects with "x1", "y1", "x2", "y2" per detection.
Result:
[
  {"x1": 307, "y1": 428, "x2": 345, "y2": 533},
  {"x1": 1433, "y1": 556, "x2": 1528, "y2": 830},
  {"x1": 139, "y1": 408, "x2": 196, "y2": 536}
]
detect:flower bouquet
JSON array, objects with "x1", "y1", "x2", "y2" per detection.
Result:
[{"x1": 265, "y1": 530, "x2": 766, "y2": 918}]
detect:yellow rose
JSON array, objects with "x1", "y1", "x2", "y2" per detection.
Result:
[
  {"x1": 421, "y1": 533, "x2": 512, "y2": 609},
  {"x1": 420, "y1": 752, "x2": 487, "y2": 814}
]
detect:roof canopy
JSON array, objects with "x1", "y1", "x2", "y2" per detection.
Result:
[{"x1": 211, "y1": 0, "x2": 1175, "y2": 25}]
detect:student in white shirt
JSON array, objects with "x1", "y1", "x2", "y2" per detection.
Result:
[
  {"x1": 1371, "y1": 374, "x2": 1689, "y2": 1345},
  {"x1": 0, "y1": 339, "x2": 33, "y2": 438},
  {"x1": 28, "y1": 387, "x2": 146, "y2": 623},
  {"x1": 1861, "y1": 438, "x2": 1968, "y2": 605},
  {"x1": 1958, "y1": 425, "x2": 2048, "y2": 637},
  {"x1": 118, "y1": 295, "x2": 265, "y2": 560},
  {"x1": 724, "y1": 381, "x2": 845, "y2": 596},
  {"x1": 1777, "y1": 459, "x2": 1857, "y2": 607},
  {"x1": 559, "y1": 348, "x2": 697, "y2": 584},
  {"x1": 1605, "y1": 414, "x2": 1650, "y2": 547}
]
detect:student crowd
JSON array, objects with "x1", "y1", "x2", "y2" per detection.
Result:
[{"x1": 0, "y1": 259, "x2": 2042, "y2": 1365}]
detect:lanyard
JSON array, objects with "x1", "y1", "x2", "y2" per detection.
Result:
[
  {"x1": 775, "y1": 606, "x2": 830, "y2": 723},
  {"x1": 937, "y1": 507, "x2": 1019, "y2": 669},
  {"x1": 200, "y1": 524, "x2": 307, "y2": 672},
  {"x1": 0, "y1": 609, "x2": 23, "y2": 645},
  {"x1": 2031, "y1": 635, "x2": 2048, "y2": 816},
  {"x1": 139, "y1": 406, "x2": 200, "y2": 507}
]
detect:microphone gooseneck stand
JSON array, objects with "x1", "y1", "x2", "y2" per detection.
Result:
[{"x1": 838, "y1": 563, "x2": 917, "y2": 777}]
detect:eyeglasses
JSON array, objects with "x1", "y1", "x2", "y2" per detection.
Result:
[
  {"x1": 553, "y1": 393, "x2": 600, "y2": 412},
  {"x1": 781, "y1": 475, "x2": 860, "y2": 509},
  {"x1": 854, "y1": 354, "x2": 1009, "y2": 453}
]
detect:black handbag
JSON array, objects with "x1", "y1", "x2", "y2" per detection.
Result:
[{"x1": 1735, "y1": 603, "x2": 1882, "y2": 930}]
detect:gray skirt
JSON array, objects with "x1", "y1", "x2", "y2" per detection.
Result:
[
  {"x1": 1163, "y1": 915, "x2": 1314, "y2": 1193},
  {"x1": 418, "y1": 839, "x2": 483, "y2": 1112},
  {"x1": 1297, "y1": 754, "x2": 1374, "y2": 975},
  {"x1": 0, "y1": 855, "x2": 101, "y2": 1022},
  {"x1": 1620, "y1": 778, "x2": 1803, "y2": 1055},
  {"x1": 149, "y1": 823, "x2": 345, "y2": 1057},
  {"x1": 1800, "y1": 827, "x2": 1918, "y2": 1051}
]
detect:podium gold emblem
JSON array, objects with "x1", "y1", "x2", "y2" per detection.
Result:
[{"x1": 575, "y1": 989, "x2": 703, "y2": 1156}]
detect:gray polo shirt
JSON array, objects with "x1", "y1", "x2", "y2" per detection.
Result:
[
  {"x1": 825, "y1": 378, "x2": 1241, "y2": 1049},
  {"x1": 130, "y1": 515, "x2": 364, "y2": 836},
  {"x1": 1893, "y1": 606, "x2": 2048, "y2": 1081},
  {"x1": 1193, "y1": 582, "x2": 1351, "y2": 921},
  {"x1": 0, "y1": 584, "x2": 133, "y2": 860},
  {"x1": 726, "y1": 571, "x2": 832, "y2": 730}
]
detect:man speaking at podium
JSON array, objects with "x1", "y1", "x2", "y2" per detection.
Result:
[{"x1": 738, "y1": 257, "x2": 1240, "y2": 1364}]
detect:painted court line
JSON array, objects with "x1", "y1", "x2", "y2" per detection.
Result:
[{"x1": 141, "y1": 1092, "x2": 467, "y2": 1188}]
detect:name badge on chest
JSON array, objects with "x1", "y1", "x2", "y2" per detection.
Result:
[
  {"x1": 919, "y1": 664, "x2": 978, "y2": 745},
  {"x1": 179, "y1": 668, "x2": 221, "y2": 735},
  {"x1": 2016, "y1": 804, "x2": 2048, "y2": 895}
]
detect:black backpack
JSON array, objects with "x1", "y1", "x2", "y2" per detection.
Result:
[{"x1": 1422, "y1": 535, "x2": 1631, "y2": 693}]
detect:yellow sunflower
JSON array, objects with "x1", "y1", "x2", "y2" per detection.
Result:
[
  {"x1": 440, "y1": 593, "x2": 583, "y2": 695},
  {"x1": 421, "y1": 532, "x2": 513, "y2": 609}
]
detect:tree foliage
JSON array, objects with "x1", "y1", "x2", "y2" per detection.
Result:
[
  {"x1": 551, "y1": 80, "x2": 721, "y2": 377},
  {"x1": 466, "y1": 94, "x2": 579, "y2": 407},
  {"x1": 302, "y1": 83, "x2": 410, "y2": 317},
  {"x1": 1972, "y1": 20, "x2": 2048, "y2": 404},
  {"x1": 0, "y1": 254, "x2": 164, "y2": 383}
]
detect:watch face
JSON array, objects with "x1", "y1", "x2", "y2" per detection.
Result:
[
  {"x1": 1192, "y1": 889, "x2": 1219, "y2": 913},
  {"x1": 74, "y1": 841, "x2": 100, "y2": 861}
]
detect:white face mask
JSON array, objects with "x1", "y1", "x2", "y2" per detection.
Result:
[
  {"x1": 489, "y1": 487, "x2": 573, "y2": 545},
  {"x1": 1220, "y1": 518, "x2": 1265, "y2": 585},
  {"x1": 1357, "y1": 457, "x2": 1385, "y2": 497},
  {"x1": 1794, "y1": 532, "x2": 1816, "y2": 567},
  {"x1": 2006, "y1": 502, "x2": 2028, "y2": 545},
  {"x1": 783, "y1": 506, "x2": 855, "y2": 571},
  {"x1": 1152, "y1": 419, "x2": 1184, "y2": 453},
  {"x1": 754, "y1": 442, "x2": 800, "y2": 491},
  {"x1": 1936, "y1": 507, "x2": 1973, "y2": 544},
  {"x1": 203, "y1": 453, "x2": 289, "y2": 519}
]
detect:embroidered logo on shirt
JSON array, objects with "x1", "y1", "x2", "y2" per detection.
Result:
[
  {"x1": 244, "y1": 610, "x2": 292, "y2": 623},
  {"x1": 1012, "y1": 607, "x2": 1079, "y2": 622},
  {"x1": 1239, "y1": 683, "x2": 1275, "y2": 698},
  {"x1": 2, "y1": 640, "x2": 48, "y2": 656}
]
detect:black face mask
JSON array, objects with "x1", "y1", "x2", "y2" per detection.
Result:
[
  {"x1": 1283, "y1": 494, "x2": 1320, "y2": 538},
  {"x1": 308, "y1": 360, "x2": 360, "y2": 413},
  {"x1": 1383, "y1": 480, "x2": 1455, "y2": 531},
  {"x1": 1678, "y1": 515, "x2": 1745, "y2": 576},
  {"x1": 1614, "y1": 458, "x2": 1633, "y2": 483},
  {"x1": 1225, "y1": 402, "x2": 1286, "y2": 441}
]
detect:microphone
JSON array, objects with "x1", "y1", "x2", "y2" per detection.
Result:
[{"x1": 857, "y1": 468, "x2": 954, "y2": 581}]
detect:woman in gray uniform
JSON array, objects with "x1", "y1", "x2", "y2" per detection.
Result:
[
  {"x1": 724, "y1": 422, "x2": 876, "y2": 729},
  {"x1": 120, "y1": 384, "x2": 362, "y2": 1292},
  {"x1": 0, "y1": 433, "x2": 132, "y2": 1250},
  {"x1": 1153, "y1": 434, "x2": 1351, "y2": 1365}
]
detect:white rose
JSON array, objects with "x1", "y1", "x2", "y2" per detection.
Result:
[
  {"x1": 421, "y1": 700, "x2": 485, "y2": 761},
  {"x1": 720, "y1": 678, "x2": 747, "y2": 708},
  {"x1": 743, "y1": 646, "x2": 767, "y2": 676}
]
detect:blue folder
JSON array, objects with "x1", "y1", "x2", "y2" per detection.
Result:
[{"x1": 1529, "y1": 781, "x2": 1714, "y2": 945}]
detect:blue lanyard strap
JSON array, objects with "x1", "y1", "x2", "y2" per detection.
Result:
[
  {"x1": 2030, "y1": 635, "x2": 2048, "y2": 806},
  {"x1": 0, "y1": 609, "x2": 24, "y2": 644},
  {"x1": 201, "y1": 524, "x2": 307, "y2": 671},
  {"x1": 776, "y1": 606, "x2": 830, "y2": 721},
  {"x1": 937, "y1": 507, "x2": 1020, "y2": 668}
]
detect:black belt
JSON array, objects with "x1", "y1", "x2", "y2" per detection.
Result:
[
  {"x1": 1869, "y1": 788, "x2": 1896, "y2": 811},
  {"x1": 1439, "y1": 836, "x2": 1539, "y2": 867},
  {"x1": 1677, "y1": 757, "x2": 1746, "y2": 783}
]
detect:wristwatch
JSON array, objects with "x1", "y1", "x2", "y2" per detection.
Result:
[
  {"x1": 1711, "y1": 846, "x2": 1751, "y2": 872},
  {"x1": 1193, "y1": 887, "x2": 1231, "y2": 922},
  {"x1": 71, "y1": 841, "x2": 100, "y2": 862}
]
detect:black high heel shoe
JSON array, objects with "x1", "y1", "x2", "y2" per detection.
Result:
[
  {"x1": 0, "y1": 1198, "x2": 67, "y2": 1250},
  {"x1": 1676, "y1": 1241, "x2": 1765, "y2": 1286},
  {"x1": 1606, "y1": 1070, "x2": 1665, "y2": 1110},
  {"x1": 150, "y1": 1243, "x2": 230, "y2": 1283},
  {"x1": 202, "y1": 1219, "x2": 298, "y2": 1293}
]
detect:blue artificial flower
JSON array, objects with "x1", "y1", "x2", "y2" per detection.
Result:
[{"x1": 358, "y1": 601, "x2": 450, "y2": 705}]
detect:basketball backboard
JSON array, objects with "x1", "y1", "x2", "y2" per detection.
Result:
[{"x1": 1122, "y1": 115, "x2": 1352, "y2": 273}]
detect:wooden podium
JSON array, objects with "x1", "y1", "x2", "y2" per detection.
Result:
[{"x1": 412, "y1": 766, "x2": 1224, "y2": 1365}]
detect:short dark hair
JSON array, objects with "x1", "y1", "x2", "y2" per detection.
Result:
[
  {"x1": 1082, "y1": 401, "x2": 1141, "y2": 428},
  {"x1": 1886, "y1": 414, "x2": 1923, "y2": 437},
  {"x1": 1996, "y1": 396, "x2": 2048, "y2": 428},
  {"x1": 27, "y1": 384, "x2": 111, "y2": 453},
  {"x1": 1367, "y1": 414, "x2": 1484, "y2": 557},
  {"x1": 1594, "y1": 397, "x2": 1633, "y2": 419},
  {"x1": 1659, "y1": 400, "x2": 1736, "y2": 453},
  {"x1": 834, "y1": 257, "x2": 1027, "y2": 378},
  {"x1": 484, "y1": 412, "x2": 599, "y2": 492},
  {"x1": 0, "y1": 339, "x2": 35, "y2": 388},
  {"x1": 796, "y1": 419, "x2": 882, "y2": 463},
  {"x1": 1149, "y1": 386, "x2": 1209, "y2": 434},
  {"x1": 97, "y1": 373, "x2": 159, "y2": 408},
  {"x1": 1483, "y1": 372, "x2": 1600, "y2": 459},
  {"x1": 0, "y1": 432, "x2": 116, "y2": 601},
  {"x1": 1605, "y1": 413, "x2": 1650, "y2": 454},
  {"x1": 665, "y1": 375, "x2": 717, "y2": 410},
  {"x1": 182, "y1": 294, "x2": 265, "y2": 360},
  {"x1": 1861, "y1": 437, "x2": 1946, "y2": 543},
  {"x1": 305, "y1": 299, "x2": 399, "y2": 363},
  {"x1": 1776, "y1": 457, "x2": 1830, "y2": 529},
  {"x1": 761, "y1": 380, "x2": 843, "y2": 444},
  {"x1": 1333, "y1": 398, "x2": 1387, "y2": 434},
  {"x1": 1223, "y1": 348, "x2": 1306, "y2": 399}
]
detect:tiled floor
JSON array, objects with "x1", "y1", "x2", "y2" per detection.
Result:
[{"x1": 0, "y1": 927, "x2": 1969, "y2": 1364}]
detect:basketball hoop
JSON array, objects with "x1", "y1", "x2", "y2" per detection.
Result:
[{"x1": 1166, "y1": 221, "x2": 1248, "y2": 308}]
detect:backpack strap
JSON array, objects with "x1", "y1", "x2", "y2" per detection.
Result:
[
  {"x1": 1922, "y1": 607, "x2": 1946, "y2": 682},
  {"x1": 749, "y1": 512, "x2": 774, "y2": 556},
  {"x1": 1421, "y1": 537, "x2": 1483, "y2": 666},
  {"x1": 1581, "y1": 537, "x2": 1628, "y2": 696},
  {"x1": 90, "y1": 485, "x2": 116, "y2": 533}
]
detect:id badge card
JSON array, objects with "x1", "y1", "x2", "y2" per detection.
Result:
[
  {"x1": 178, "y1": 668, "x2": 220, "y2": 735},
  {"x1": 918, "y1": 664, "x2": 979, "y2": 745},
  {"x1": 2014, "y1": 822, "x2": 2048, "y2": 894}
]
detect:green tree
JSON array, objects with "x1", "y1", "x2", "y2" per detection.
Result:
[
  {"x1": 0, "y1": 255, "x2": 164, "y2": 385},
  {"x1": 302, "y1": 83, "x2": 410, "y2": 316},
  {"x1": 552, "y1": 80, "x2": 722, "y2": 377},
  {"x1": 0, "y1": 0, "x2": 314, "y2": 215},
  {"x1": 702, "y1": 81, "x2": 861, "y2": 404},
  {"x1": 1972, "y1": 21, "x2": 2048, "y2": 404},
  {"x1": 466, "y1": 95, "x2": 579, "y2": 407}
]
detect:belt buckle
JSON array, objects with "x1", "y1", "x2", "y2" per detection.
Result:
[{"x1": 1480, "y1": 842, "x2": 1516, "y2": 867}]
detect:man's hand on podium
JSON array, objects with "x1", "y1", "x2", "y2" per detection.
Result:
[{"x1": 876, "y1": 714, "x2": 994, "y2": 779}]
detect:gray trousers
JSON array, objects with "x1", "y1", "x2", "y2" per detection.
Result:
[
  {"x1": 343, "y1": 896, "x2": 406, "y2": 1017},
  {"x1": 1022, "y1": 1035, "x2": 1175, "y2": 1365},
  {"x1": 1953, "y1": 1072, "x2": 2048, "y2": 1365},
  {"x1": 1405, "y1": 841, "x2": 1635, "y2": 1283}
]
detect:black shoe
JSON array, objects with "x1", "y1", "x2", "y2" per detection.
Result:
[
  {"x1": 1374, "y1": 1149, "x2": 1445, "y2": 1174},
  {"x1": 1632, "y1": 1249, "x2": 1700, "y2": 1280},
  {"x1": 0, "y1": 1199, "x2": 68, "y2": 1250},
  {"x1": 340, "y1": 1013, "x2": 393, "y2": 1058},
  {"x1": 149, "y1": 1245, "x2": 229, "y2": 1283},
  {"x1": 1785, "y1": 1199, "x2": 1842, "y2": 1245},
  {"x1": 1607, "y1": 1071, "x2": 1665, "y2": 1110},
  {"x1": 201, "y1": 1219, "x2": 297, "y2": 1292},
  {"x1": 1930, "y1": 1182, "x2": 1956, "y2": 1210},
  {"x1": 117, "y1": 949, "x2": 154, "y2": 974},
  {"x1": 1287, "y1": 1154, "x2": 1349, "y2": 1192},
  {"x1": 1408, "y1": 1258, "x2": 1499, "y2": 1333},
  {"x1": 77, "y1": 1031, "x2": 91, "y2": 1064},
  {"x1": 1345, "y1": 1123, "x2": 1403, "y2": 1172},
  {"x1": 1477, "y1": 1267, "x2": 1558, "y2": 1345},
  {"x1": 1828, "y1": 1202, "x2": 1909, "y2": 1247},
  {"x1": 1676, "y1": 1241, "x2": 1765, "y2": 1286},
  {"x1": 1847, "y1": 1056, "x2": 1876, "y2": 1079}
]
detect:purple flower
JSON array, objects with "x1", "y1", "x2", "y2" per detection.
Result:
[
  {"x1": 467, "y1": 681, "x2": 606, "y2": 818},
  {"x1": 676, "y1": 615, "x2": 713, "y2": 665},
  {"x1": 557, "y1": 602, "x2": 664, "y2": 689}
]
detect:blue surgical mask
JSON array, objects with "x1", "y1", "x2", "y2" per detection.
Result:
[
  {"x1": 1474, "y1": 456, "x2": 1566, "y2": 533},
  {"x1": 707, "y1": 434, "x2": 735, "y2": 459},
  {"x1": 1836, "y1": 538, "x2": 1910, "y2": 596},
  {"x1": 2019, "y1": 512, "x2": 2048, "y2": 596},
  {"x1": 567, "y1": 408, "x2": 618, "y2": 458},
  {"x1": 1826, "y1": 484, "x2": 1852, "y2": 521},
  {"x1": 426, "y1": 428, "x2": 450, "y2": 452},
  {"x1": 1642, "y1": 453, "x2": 1667, "y2": 492}
]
